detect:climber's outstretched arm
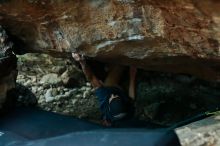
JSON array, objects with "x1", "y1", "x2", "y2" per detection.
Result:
[{"x1": 72, "y1": 53, "x2": 102, "y2": 88}]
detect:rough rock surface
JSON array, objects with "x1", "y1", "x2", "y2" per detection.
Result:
[
  {"x1": 136, "y1": 71, "x2": 220, "y2": 125},
  {"x1": 15, "y1": 54, "x2": 101, "y2": 121},
  {"x1": 176, "y1": 114, "x2": 220, "y2": 146},
  {"x1": 0, "y1": 26, "x2": 17, "y2": 110},
  {"x1": 0, "y1": 0, "x2": 220, "y2": 80}
]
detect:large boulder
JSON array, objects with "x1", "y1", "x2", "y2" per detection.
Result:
[
  {"x1": 0, "y1": 0, "x2": 220, "y2": 80},
  {"x1": 0, "y1": 26, "x2": 17, "y2": 111},
  {"x1": 176, "y1": 114, "x2": 220, "y2": 146}
]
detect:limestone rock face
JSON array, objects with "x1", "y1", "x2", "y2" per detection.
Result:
[
  {"x1": 0, "y1": 0, "x2": 220, "y2": 80},
  {"x1": 0, "y1": 26, "x2": 17, "y2": 110},
  {"x1": 176, "y1": 115, "x2": 220, "y2": 146}
]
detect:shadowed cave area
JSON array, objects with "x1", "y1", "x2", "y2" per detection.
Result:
[{"x1": 9, "y1": 53, "x2": 220, "y2": 126}]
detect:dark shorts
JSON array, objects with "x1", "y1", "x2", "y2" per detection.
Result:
[{"x1": 95, "y1": 86, "x2": 134, "y2": 122}]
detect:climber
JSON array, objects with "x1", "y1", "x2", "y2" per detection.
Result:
[{"x1": 72, "y1": 53, "x2": 136, "y2": 126}]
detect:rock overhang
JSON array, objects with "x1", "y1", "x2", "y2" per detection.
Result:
[{"x1": 0, "y1": 0, "x2": 220, "y2": 80}]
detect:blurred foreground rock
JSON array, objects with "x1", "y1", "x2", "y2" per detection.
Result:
[
  {"x1": 0, "y1": 0, "x2": 220, "y2": 80},
  {"x1": 176, "y1": 115, "x2": 220, "y2": 146}
]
